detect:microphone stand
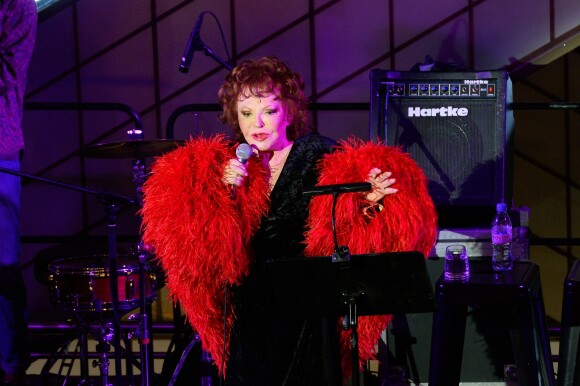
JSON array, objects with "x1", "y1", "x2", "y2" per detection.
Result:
[
  {"x1": 179, "y1": 9, "x2": 234, "y2": 125},
  {"x1": 0, "y1": 166, "x2": 136, "y2": 386},
  {"x1": 0, "y1": 166, "x2": 136, "y2": 208},
  {"x1": 303, "y1": 183, "x2": 373, "y2": 386},
  {"x1": 330, "y1": 191, "x2": 351, "y2": 263},
  {"x1": 198, "y1": 41, "x2": 233, "y2": 71},
  {"x1": 328, "y1": 192, "x2": 359, "y2": 385},
  {"x1": 180, "y1": 20, "x2": 233, "y2": 73}
]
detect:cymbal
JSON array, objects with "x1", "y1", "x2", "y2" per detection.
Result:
[{"x1": 81, "y1": 139, "x2": 185, "y2": 159}]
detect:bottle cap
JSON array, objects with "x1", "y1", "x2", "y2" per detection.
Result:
[{"x1": 496, "y1": 203, "x2": 507, "y2": 212}]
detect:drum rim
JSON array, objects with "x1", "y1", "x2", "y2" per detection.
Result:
[{"x1": 47, "y1": 254, "x2": 142, "y2": 275}]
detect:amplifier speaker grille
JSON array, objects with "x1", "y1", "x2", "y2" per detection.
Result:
[{"x1": 370, "y1": 70, "x2": 514, "y2": 227}]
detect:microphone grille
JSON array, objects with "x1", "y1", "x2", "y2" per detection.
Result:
[{"x1": 236, "y1": 143, "x2": 252, "y2": 164}]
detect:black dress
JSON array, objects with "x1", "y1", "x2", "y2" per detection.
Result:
[{"x1": 226, "y1": 134, "x2": 343, "y2": 386}]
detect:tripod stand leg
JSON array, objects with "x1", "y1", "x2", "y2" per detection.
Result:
[
  {"x1": 168, "y1": 334, "x2": 201, "y2": 386},
  {"x1": 40, "y1": 327, "x2": 88, "y2": 386},
  {"x1": 392, "y1": 314, "x2": 421, "y2": 384},
  {"x1": 377, "y1": 328, "x2": 390, "y2": 385},
  {"x1": 200, "y1": 349, "x2": 213, "y2": 386},
  {"x1": 39, "y1": 336, "x2": 74, "y2": 385},
  {"x1": 79, "y1": 325, "x2": 90, "y2": 382}
]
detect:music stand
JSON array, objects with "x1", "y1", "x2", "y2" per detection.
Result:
[{"x1": 265, "y1": 252, "x2": 435, "y2": 386}]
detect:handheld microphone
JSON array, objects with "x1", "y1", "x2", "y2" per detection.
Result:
[
  {"x1": 230, "y1": 144, "x2": 253, "y2": 199},
  {"x1": 179, "y1": 12, "x2": 206, "y2": 73},
  {"x1": 235, "y1": 143, "x2": 253, "y2": 164}
]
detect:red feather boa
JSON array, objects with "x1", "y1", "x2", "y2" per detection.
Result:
[
  {"x1": 140, "y1": 136, "x2": 269, "y2": 373},
  {"x1": 304, "y1": 138, "x2": 437, "y2": 378},
  {"x1": 140, "y1": 136, "x2": 437, "y2": 380}
]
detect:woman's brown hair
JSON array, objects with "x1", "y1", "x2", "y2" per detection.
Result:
[{"x1": 218, "y1": 56, "x2": 310, "y2": 141}]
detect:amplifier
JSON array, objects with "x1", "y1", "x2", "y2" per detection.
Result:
[{"x1": 369, "y1": 70, "x2": 514, "y2": 228}]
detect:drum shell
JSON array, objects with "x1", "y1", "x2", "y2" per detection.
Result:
[{"x1": 47, "y1": 255, "x2": 163, "y2": 315}]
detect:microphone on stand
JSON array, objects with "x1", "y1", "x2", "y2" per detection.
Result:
[
  {"x1": 302, "y1": 182, "x2": 372, "y2": 263},
  {"x1": 179, "y1": 12, "x2": 206, "y2": 73},
  {"x1": 302, "y1": 182, "x2": 371, "y2": 197}
]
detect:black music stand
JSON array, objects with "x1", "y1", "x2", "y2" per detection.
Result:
[{"x1": 265, "y1": 252, "x2": 435, "y2": 386}]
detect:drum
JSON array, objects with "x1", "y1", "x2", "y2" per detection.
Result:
[{"x1": 47, "y1": 254, "x2": 164, "y2": 315}]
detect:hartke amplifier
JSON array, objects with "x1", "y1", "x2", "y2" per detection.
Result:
[{"x1": 369, "y1": 70, "x2": 514, "y2": 228}]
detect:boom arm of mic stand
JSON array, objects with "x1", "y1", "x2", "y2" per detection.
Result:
[
  {"x1": 303, "y1": 183, "x2": 372, "y2": 263},
  {"x1": 0, "y1": 166, "x2": 137, "y2": 206},
  {"x1": 200, "y1": 42, "x2": 233, "y2": 71}
]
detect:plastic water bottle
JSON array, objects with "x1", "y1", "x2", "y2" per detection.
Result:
[{"x1": 492, "y1": 203, "x2": 513, "y2": 271}]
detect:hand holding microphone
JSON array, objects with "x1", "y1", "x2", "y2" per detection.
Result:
[{"x1": 223, "y1": 143, "x2": 253, "y2": 188}]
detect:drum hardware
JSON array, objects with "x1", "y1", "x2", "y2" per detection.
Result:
[
  {"x1": 92, "y1": 322, "x2": 114, "y2": 386},
  {"x1": 38, "y1": 319, "x2": 144, "y2": 386},
  {"x1": 128, "y1": 128, "x2": 155, "y2": 386},
  {"x1": 47, "y1": 255, "x2": 164, "y2": 316},
  {"x1": 75, "y1": 130, "x2": 178, "y2": 386},
  {"x1": 0, "y1": 165, "x2": 140, "y2": 385},
  {"x1": 167, "y1": 333, "x2": 200, "y2": 386},
  {"x1": 2, "y1": 134, "x2": 178, "y2": 384},
  {"x1": 38, "y1": 323, "x2": 92, "y2": 385},
  {"x1": 95, "y1": 128, "x2": 176, "y2": 386},
  {"x1": 102, "y1": 194, "x2": 130, "y2": 386},
  {"x1": 81, "y1": 132, "x2": 221, "y2": 385}
]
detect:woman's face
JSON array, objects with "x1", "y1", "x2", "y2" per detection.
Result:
[{"x1": 236, "y1": 92, "x2": 292, "y2": 152}]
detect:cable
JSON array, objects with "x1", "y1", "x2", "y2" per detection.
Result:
[
  {"x1": 204, "y1": 11, "x2": 232, "y2": 65},
  {"x1": 220, "y1": 283, "x2": 229, "y2": 386}
]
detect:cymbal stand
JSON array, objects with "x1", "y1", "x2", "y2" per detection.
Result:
[{"x1": 131, "y1": 153, "x2": 154, "y2": 386}]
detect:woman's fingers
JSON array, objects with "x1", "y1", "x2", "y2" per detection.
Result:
[
  {"x1": 365, "y1": 168, "x2": 398, "y2": 203},
  {"x1": 223, "y1": 159, "x2": 248, "y2": 186}
]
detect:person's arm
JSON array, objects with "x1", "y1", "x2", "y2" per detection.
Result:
[{"x1": 0, "y1": 0, "x2": 37, "y2": 95}]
